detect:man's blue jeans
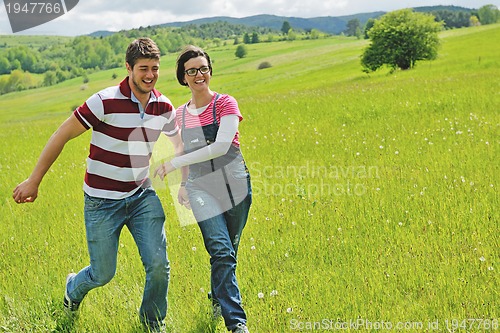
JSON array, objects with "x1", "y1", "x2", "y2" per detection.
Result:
[{"x1": 66, "y1": 188, "x2": 170, "y2": 327}]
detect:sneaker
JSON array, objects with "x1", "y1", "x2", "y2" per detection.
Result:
[
  {"x1": 141, "y1": 321, "x2": 166, "y2": 333},
  {"x1": 143, "y1": 324, "x2": 166, "y2": 333},
  {"x1": 233, "y1": 323, "x2": 249, "y2": 333},
  {"x1": 63, "y1": 273, "x2": 80, "y2": 313},
  {"x1": 208, "y1": 292, "x2": 222, "y2": 320}
]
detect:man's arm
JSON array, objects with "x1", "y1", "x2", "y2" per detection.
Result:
[
  {"x1": 12, "y1": 114, "x2": 87, "y2": 204},
  {"x1": 165, "y1": 132, "x2": 190, "y2": 208},
  {"x1": 167, "y1": 132, "x2": 188, "y2": 182}
]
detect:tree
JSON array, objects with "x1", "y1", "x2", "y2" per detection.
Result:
[
  {"x1": 235, "y1": 45, "x2": 247, "y2": 59},
  {"x1": 251, "y1": 32, "x2": 259, "y2": 44},
  {"x1": 243, "y1": 33, "x2": 251, "y2": 44},
  {"x1": 281, "y1": 21, "x2": 291, "y2": 35},
  {"x1": 43, "y1": 71, "x2": 57, "y2": 86},
  {"x1": 361, "y1": 9, "x2": 443, "y2": 72},
  {"x1": 310, "y1": 29, "x2": 320, "y2": 40},
  {"x1": 478, "y1": 4, "x2": 500, "y2": 24},
  {"x1": 469, "y1": 15, "x2": 481, "y2": 26},
  {"x1": 344, "y1": 18, "x2": 361, "y2": 37},
  {"x1": 0, "y1": 56, "x2": 11, "y2": 75},
  {"x1": 364, "y1": 18, "x2": 376, "y2": 39}
]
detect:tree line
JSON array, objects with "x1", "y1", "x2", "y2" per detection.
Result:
[
  {"x1": 343, "y1": 5, "x2": 500, "y2": 38},
  {"x1": 0, "y1": 21, "x2": 308, "y2": 95}
]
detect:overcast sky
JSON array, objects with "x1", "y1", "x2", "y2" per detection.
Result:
[{"x1": 1, "y1": 0, "x2": 499, "y2": 36}]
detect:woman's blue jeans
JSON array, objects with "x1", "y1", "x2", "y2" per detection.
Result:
[
  {"x1": 186, "y1": 157, "x2": 252, "y2": 331},
  {"x1": 66, "y1": 188, "x2": 170, "y2": 327}
]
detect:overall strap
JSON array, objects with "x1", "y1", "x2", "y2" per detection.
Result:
[
  {"x1": 212, "y1": 93, "x2": 220, "y2": 125},
  {"x1": 210, "y1": 93, "x2": 221, "y2": 173},
  {"x1": 181, "y1": 103, "x2": 188, "y2": 142},
  {"x1": 181, "y1": 93, "x2": 220, "y2": 142}
]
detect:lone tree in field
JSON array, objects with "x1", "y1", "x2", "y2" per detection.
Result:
[
  {"x1": 361, "y1": 9, "x2": 443, "y2": 72},
  {"x1": 235, "y1": 44, "x2": 247, "y2": 59},
  {"x1": 281, "y1": 21, "x2": 291, "y2": 35}
]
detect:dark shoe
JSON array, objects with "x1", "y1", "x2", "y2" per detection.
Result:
[
  {"x1": 142, "y1": 321, "x2": 166, "y2": 333},
  {"x1": 63, "y1": 273, "x2": 80, "y2": 313}
]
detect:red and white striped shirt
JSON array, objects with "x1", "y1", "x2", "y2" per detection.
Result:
[{"x1": 74, "y1": 77, "x2": 177, "y2": 199}]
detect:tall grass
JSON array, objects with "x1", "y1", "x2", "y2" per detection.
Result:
[{"x1": 0, "y1": 24, "x2": 498, "y2": 332}]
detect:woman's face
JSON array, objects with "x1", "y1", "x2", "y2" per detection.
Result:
[{"x1": 183, "y1": 56, "x2": 211, "y2": 91}]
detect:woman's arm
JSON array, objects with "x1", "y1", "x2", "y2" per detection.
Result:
[
  {"x1": 154, "y1": 115, "x2": 239, "y2": 181},
  {"x1": 170, "y1": 115, "x2": 239, "y2": 168}
]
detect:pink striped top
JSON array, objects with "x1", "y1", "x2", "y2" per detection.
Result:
[
  {"x1": 74, "y1": 77, "x2": 177, "y2": 199},
  {"x1": 176, "y1": 93, "x2": 242, "y2": 147}
]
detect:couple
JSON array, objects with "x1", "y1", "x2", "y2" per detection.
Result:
[{"x1": 12, "y1": 38, "x2": 252, "y2": 333}]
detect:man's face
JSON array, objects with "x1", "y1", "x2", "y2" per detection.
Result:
[{"x1": 126, "y1": 57, "x2": 160, "y2": 97}]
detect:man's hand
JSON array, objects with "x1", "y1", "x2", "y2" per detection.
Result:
[
  {"x1": 12, "y1": 114, "x2": 87, "y2": 205},
  {"x1": 13, "y1": 179, "x2": 39, "y2": 203}
]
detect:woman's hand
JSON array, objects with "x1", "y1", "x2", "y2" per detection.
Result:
[
  {"x1": 154, "y1": 161, "x2": 176, "y2": 180},
  {"x1": 178, "y1": 186, "x2": 191, "y2": 209}
]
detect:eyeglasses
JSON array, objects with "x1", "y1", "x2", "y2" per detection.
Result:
[{"x1": 184, "y1": 66, "x2": 211, "y2": 76}]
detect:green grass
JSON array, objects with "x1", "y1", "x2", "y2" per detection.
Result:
[
  {"x1": 0, "y1": 35, "x2": 71, "y2": 48},
  {"x1": 0, "y1": 25, "x2": 499, "y2": 332}
]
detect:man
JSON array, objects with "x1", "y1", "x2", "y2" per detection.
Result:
[{"x1": 12, "y1": 37, "x2": 184, "y2": 332}]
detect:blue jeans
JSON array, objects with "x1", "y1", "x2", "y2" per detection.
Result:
[
  {"x1": 187, "y1": 158, "x2": 252, "y2": 331},
  {"x1": 66, "y1": 188, "x2": 170, "y2": 327}
]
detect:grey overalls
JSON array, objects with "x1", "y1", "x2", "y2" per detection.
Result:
[{"x1": 181, "y1": 93, "x2": 252, "y2": 222}]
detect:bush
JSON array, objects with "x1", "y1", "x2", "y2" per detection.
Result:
[{"x1": 258, "y1": 62, "x2": 272, "y2": 70}]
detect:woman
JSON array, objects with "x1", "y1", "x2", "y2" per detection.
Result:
[{"x1": 155, "y1": 45, "x2": 252, "y2": 333}]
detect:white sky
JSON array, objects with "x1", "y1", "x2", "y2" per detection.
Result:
[{"x1": 0, "y1": 0, "x2": 498, "y2": 36}]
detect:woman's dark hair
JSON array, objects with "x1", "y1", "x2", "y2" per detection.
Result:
[
  {"x1": 176, "y1": 45, "x2": 212, "y2": 86},
  {"x1": 126, "y1": 37, "x2": 161, "y2": 69}
]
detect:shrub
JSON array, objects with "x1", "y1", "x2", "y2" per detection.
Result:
[{"x1": 258, "y1": 61, "x2": 272, "y2": 70}]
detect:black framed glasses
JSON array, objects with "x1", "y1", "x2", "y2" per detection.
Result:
[{"x1": 185, "y1": 66, "x2": 211, "y2": 76}]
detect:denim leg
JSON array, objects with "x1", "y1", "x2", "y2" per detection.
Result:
[
  {"x1": 187, "y1": 158, "x2": 252, "y2": 330},
  {"x1": 127, "y1": 189, "x2": 169, "y2": 327},
  {"x1": 225, "y1": 188, "x2": 252, "y2": 257},
  {"x1": 195, "y1": 195, "x2": 251, "y2": 330},
  {"x1": 67, "y1": 194, "x2": 125, "y2": 303},
  {"x1": 198, "y1": 214, "x2": 245, "y2": 330}
]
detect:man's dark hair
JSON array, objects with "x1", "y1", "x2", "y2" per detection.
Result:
[{"x1": 126, "y1": 37, "x2": 161, "y2": 68}]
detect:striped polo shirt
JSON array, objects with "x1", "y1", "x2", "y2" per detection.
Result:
[
  {"x1": 74, "y1": 77, "x2": 177, "y2": 199},
  {"x1": 177, "y1": 93, "x2": 242, "y2": 147}
]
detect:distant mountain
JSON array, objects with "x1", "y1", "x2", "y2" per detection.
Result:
[
  {"x1": 88, "y1": 30, "x2": 115, "y2": 38},
  {"x1": 158, "y1": 13, "x2": 386, "y2": 35},
  {"x1": 89, "y1": 6, "x2": 476, "y2": 37},
  {"x1": 413, "y1": 5, "x2": 474, "y2": 13}
]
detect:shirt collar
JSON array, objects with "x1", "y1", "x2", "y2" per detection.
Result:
[
  {"x1": 130, "y1": 90, "x2": 158, "y2": 105},
  {"x1": 119, "y1": 76, "x2": 161, "y2": 102}
]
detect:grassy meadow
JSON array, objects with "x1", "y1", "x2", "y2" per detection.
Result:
[{"x1": 0, "y1": 24, "x2": 499, "y2": 332}]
